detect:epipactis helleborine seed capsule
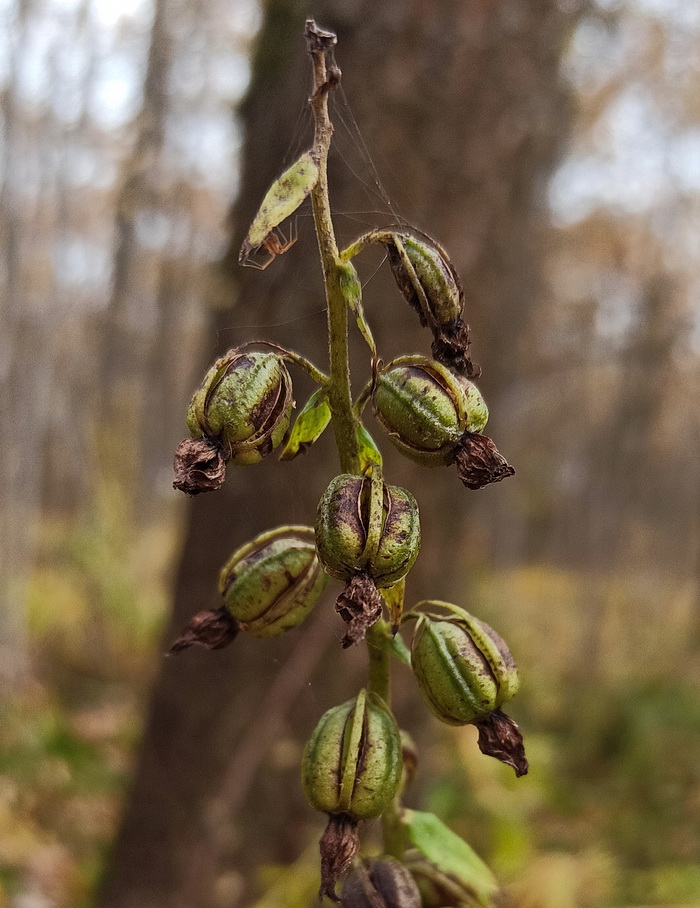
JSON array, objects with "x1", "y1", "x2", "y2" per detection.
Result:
[
  {"x1": 218, "y1": 525, "x2": 327, "y2": 636},
  {"x1": 385, "y1": 232, "x2": 463, "y2": 329},
  {"x1": 302, "y1": 689, "x2": 403, "y2": 901},
  {"x1": 411, "y1": 603, "x2": 527, "y2": 777},
  {"x1": 315, "y1": 470, "x2": 420, "y2": 646},
  {"x1": 173, "y1": 348, "x2": 293, "y2": 495},
  {"x1": 384, "y1": 231, "x2": 479, "y2": 378},
  {"x1": 168, "y1": 525, "x2": 326, "y2": 654},
  {"x1": 341, "y1": 857, "x2": 421, "y2": 908},
  {"x1": 373, "y1": 356, "x2": 514, "y2": 490}
]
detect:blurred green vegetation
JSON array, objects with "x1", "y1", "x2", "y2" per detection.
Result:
[{"x1": 2, "y1": 512, "x2": 698, "y2": 908}]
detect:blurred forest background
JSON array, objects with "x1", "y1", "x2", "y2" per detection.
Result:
[{"x1": 1, "y1": 0, "x2": 699, "y2": 906}]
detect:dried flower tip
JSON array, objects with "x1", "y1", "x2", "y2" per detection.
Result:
[
  {"x1": 476, "y1": 709, "x2": 528, "y2": 777},
  {"x1": 454, "y1": 433, "x2": 515, "y2": 490},
  {"x1": 430, "y1": 318, "x2": 481, "y2": 379},
  {"x1": 336, "y1": 574, "x2": 384, "y2": 647},
  {"x1": 320, "y1": 814, "x2": 360, "y2": 902},
  {"x1": 168, "y1": 607, "x2": 239, "y2": 655},
  {"x1": 172, "y1": 437, "x2": 226, "y2": 495}
]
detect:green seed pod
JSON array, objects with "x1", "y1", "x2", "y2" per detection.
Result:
[
  {"x1": 385, "y1": 232, "x2": 463, "y2": 330},
  {"x1": 341, "y1": 857, "x2": 421, "y2": 908},
  {"x1": 173, "y1": 348, "x2": 293, "y2": 495},
  {"x1": 373, "y1": 356, "x2": 488, "y2": 467},
  {"x1": 301, "y1": 689, "x2": 402, "y2": 821},
  {"x1": 410, "y1": 603, "x2": 527, "y2": 777},
  {"x1": 187, "y1": 348, "x2": 293, "y2": 465},
  {"x1": 315, "y1": 472, "x2": 420, "y2": 587},
  {"x1": 411, "y1": 606, "x2": 518, "y2": 725},
  {"x1": 218, "y1": 525, "x2": 327, "y2": 637}
]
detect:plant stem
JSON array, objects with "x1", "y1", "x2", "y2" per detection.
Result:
[{"x1": 305, "y1": 21, "x2": 360, "y2": 474}]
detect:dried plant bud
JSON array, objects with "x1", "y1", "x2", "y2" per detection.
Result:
[
  {"x1": 315, "y1": 471, "x2": 420, "y2": 644},
  {"x1": 320, "y1": 814, "x2": 360, "y2": 902},
  {"x1": 341, "y1": 857, "x2": 421, "y2": 908},
  {"x1": 174, "y1": 348, "x2": 293, "y2": 494},
  {"x1": 218, "y1": 525, "x2": 327, "y2": 637},
  {"x1": 411, "y1": 604, "x2": 527, "y2": 776},
  {"x1": 301, "y1": 689, "x2": 403, "y2": 820},
  {"x1": 454, "y1": 433, "x2": 515, "y2": 490},
  {"x1": 172, "y1": 437, "x2": 226, "y2": 495},
  {"x1": 168, "y1": 606, "x2": 239, "y2": 655},
  {"x1": 373, "y1": 357, "x2": 488, "y2": 467}
]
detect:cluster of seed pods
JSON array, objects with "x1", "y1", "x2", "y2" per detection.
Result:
[{"x1": 170, "y1": 22, "x2": 525, "y2": 901}]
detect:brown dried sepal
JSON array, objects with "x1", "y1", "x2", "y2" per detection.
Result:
[
  {"x1": 454, "y1": 433, "x2": 515, "y2": 490},
  {"x1": 476, "y1": 709, "x2": 528, "y2": 777},
  {"x1": 431, "y1": 318, "x2": 481, "y2": 380},
  {"x1": 173, "y1": 437, "x2": 226, "y2": 495},
  {"x1": 168, "y1": 606, "x2": 239, "y2": 655},
  {"x1": 336, "y1": 574, "x2": 384, "y2": 648},
  {"x1": 319, "y1": 813, "x2": 360, "y2": 902}
]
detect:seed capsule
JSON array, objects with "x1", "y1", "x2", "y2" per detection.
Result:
[
  {"x1": 173, "y1": 348, "x2": 293, "y2": 494},
  {"x1": 168, "y1": 525, "x2": 326, "y2": 654},
  {"x1": 373, "y1": 357, "x2": 514, "y2": 490},
  {"x1": 303, "y1": 689, "x2": 404, "y2": 901},
  {"x1": 218, "y1": 525, "x2": 327, "y2": 637},
  {"x1": 302, "y1": 688, "x2": 402, "y2": 820},
  {"x1": 341, "y1": 857, "x2": 421, "y2": 908},
  {"x1": 373, "y1": 357, "x2": 487, "y2": 466},
  {"x1": 315, "y1": 471, "x2": 420, "y2": 646},
  {"x1": 410, "y1": 603, "x2": 527, "y2": 777},
  {"x1": 385, "y1": 233, "x2": 463, "y2": 330}
]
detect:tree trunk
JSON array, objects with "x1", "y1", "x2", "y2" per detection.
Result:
[{"x1": 97, "y1": 1, "x2": 579, "y2": 906}]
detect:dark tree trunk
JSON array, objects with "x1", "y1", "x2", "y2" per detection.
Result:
[{"x1": 97, "y1": 1, "x2": 579, "y2": 906}]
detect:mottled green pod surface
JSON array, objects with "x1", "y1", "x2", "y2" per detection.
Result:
[
  {"x1": 386, "y1": 233, "x2": 463, "y2": 329},
  {"x1": 315, "y1": 473, "x2": 420, "y2": 587},
  {"x1": 301, "y1": 689, "x2": 402, "y2": 820},
  {"x1": 218, "y1": 526, "x2": 327, "y2": 637},
  {"x1": 373, "y1": 356, "x2": 488, "y2": 467},
  {"x1": 187, "y1": 348, "x2": 293, "y2": 465},
  {"x1": 411, "y1": 606, "x2": 519, "y2": 725}
]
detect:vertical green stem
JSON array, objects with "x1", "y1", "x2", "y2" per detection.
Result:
[
  {"x1": 306, "y1": 25, "x2": 360, "y2": 475},
  {"x1": 305, "y1": 21, "x2": 404, "y2": 863}
]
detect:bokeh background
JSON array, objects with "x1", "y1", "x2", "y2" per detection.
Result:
[{"x1": 1, "y1": 0, "x2": 699, "y2": 906}]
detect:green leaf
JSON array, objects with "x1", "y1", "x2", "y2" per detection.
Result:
[
  {"x1": 356, "y1": 424, "x2": 383, "y2": 472},
  {"x1": 382, "y1": 578, "x2": 406, "y2": 634},
  {"x1": 279, "y1": 389, "x2": 331, "y2": 461},
  {"x1": 338, "y1": 261, "x2": 377, "y2": 358},
  {"x1": 387, "y1": 628, "x2": 411, "y2": 667},
  {"x1": 239, "y1": 150, "x2": 319, "y2": 260},
  {"x1": 402, "y1": 810, "x2": 499, "y2": 907}
]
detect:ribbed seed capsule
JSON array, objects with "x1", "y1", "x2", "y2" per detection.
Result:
[
  {"x1": 218, "y1": 525, "x2": 327, "y2": 637},
  {"x1": 302, "y1": 689, "x2": 402, "y2": 820},
  {"x1": 373, "y1": 356, "x2": 514, "y2": 490},
  {"x1": 168, "y1": 526, "x2": 326, "y2": 654},
  {"x1": 302, "y1": 689, "x2": 404, "y2": 901},
  {"x1": 315, "y1": 470, "x2": 420, "y2": 646},
  {"x1": 341, "y1": 857, "x2": 421, "y2": 908},
  {"x1": 173, "y1": 348, "x2": 293, "y2": 494},
  {"x1": 373, "y1": 356, "x2": 487, "y2": 467},
  {"x1": 385, "y1": 233, "x2": 463, "y2": 330},
  {"x1": 410, "y1": 603, "x2": 527, "y2": 777}
]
